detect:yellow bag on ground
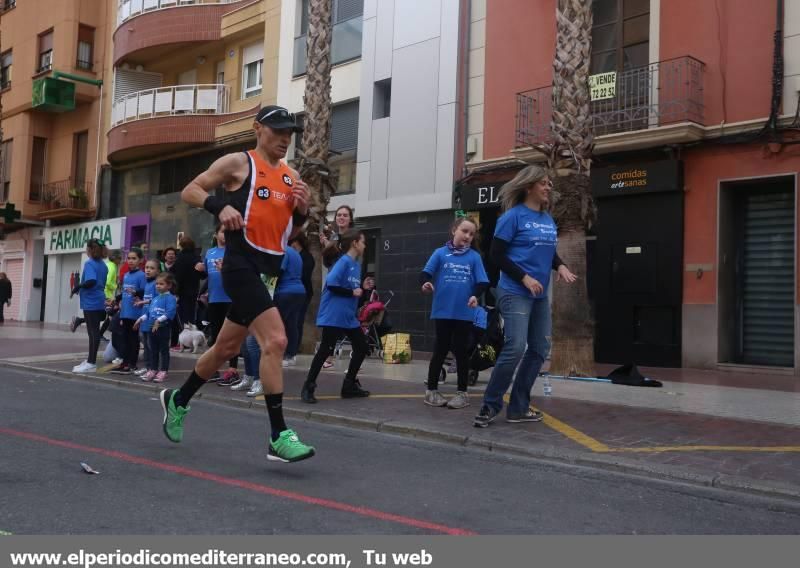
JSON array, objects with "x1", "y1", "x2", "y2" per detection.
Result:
[{"x1": 383, "y1": 333, "x2": 412, "y2": 364}]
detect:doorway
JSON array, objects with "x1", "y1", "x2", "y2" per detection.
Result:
[{"x1": 719, "y1": 176, "x2": 795, "y2": 367}]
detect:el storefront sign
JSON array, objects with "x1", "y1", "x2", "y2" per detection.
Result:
[
  {"x1": 455, "y1": 181, "x2": 512, "y2": 210},
  {"x1": 44, "y1": 218, "x2": 126, "y2": 255},
  {"x1": 592, "y1": 160, "x2": 682, "y2": 198}
]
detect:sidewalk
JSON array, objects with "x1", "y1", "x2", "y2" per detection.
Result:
[{"x1": 2, "y1": 322, "x2": 799, "y2": 502}]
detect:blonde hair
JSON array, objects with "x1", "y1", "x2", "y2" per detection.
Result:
[{"x1": 497, "y1": 165, "x2": 549, "y2": 212}]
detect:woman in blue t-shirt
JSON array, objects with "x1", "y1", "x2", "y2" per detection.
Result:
[
  {"x1": 301, "y1": 229, "x2": 370, "y2": 403},
  {"x1": 275, "y1": 243, "x2": 308, "y2": 368},
  {"x1": 473, "y1": 165, "x2": 576, "y2": 428},
  {"x1": 420, "y1": 217, "x2": 489, "y2": 409},
  {"x1": 195, "y1": 224, "x2": 240, "y2": 383},
  {"x1": 70, "y1": 238, "x2": 109, "y2": 374}
]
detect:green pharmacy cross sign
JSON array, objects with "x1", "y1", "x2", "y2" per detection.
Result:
[{"x1": 1, "y1": 202, "x2": 22, "y2": 224}]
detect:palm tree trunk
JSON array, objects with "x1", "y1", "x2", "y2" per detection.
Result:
[
  {"x1": 547, "y1": 0, "x2": 596, "y2": 377},
  {"x1": 298, "y1": 0, "x2": 333, "y2": 353}
]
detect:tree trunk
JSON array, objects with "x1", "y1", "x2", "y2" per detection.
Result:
[
  {"x1": 298, "y1": 0, "x2": 333, "y2": 354},
  {"x1": 547, "y1": 0, "x2": 595, "y2": 377}
]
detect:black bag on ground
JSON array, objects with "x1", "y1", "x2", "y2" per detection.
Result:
[{"x1": 606, "y1": 363, "x2": 662, "y2": 387}]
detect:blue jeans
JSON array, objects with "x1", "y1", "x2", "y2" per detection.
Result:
[
  {"x1": 482, "y1": 288, "x2": 551, "y2": 416},
  {"x1": 275, "y1": 293, "x2": 306, "y2": 357},
  {"x1": 243, "y1": 335, "x2": 261, "y2": 378}
]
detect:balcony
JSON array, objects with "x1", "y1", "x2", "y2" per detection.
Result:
[
  {"x1": 515, "y1": 56, "x2": 705, "y2": 149},
  {"x1": 107, "y1": 84, "x2": 257, "y2": 162},
  {"x1": 113, "y1": 0, "x2": 250, "y2": 65},
  {"x1": 37, "y1": 180, "x2": 96, "y2": 221}
]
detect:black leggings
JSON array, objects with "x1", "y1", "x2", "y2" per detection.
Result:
[
  {"x1": 120, "y1": 318, "x2": 140, "y2": 367},
  {"x1": 428, "y1": 319, "x2": 473, "y2": 392},
  {"x1": 206, "y1": 302, "x2": 238, "y2": 368},
  {"x1": 83, "y1": 310, "x2": 106, "y2": 365},
  {"x1": 306, "y1": 326, "x2": 368, "y2": 385}
]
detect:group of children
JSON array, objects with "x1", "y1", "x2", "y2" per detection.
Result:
[{"x1": 72, "y1": 215, "x2": 492, "y2": 411}]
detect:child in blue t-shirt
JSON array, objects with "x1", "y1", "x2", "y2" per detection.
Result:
[
  {"x1": 420, "y1": 217, "x2": 489, "y2": 409},
  {"x1": 112, "y1": 248, "x2": 146, "y2": 374},
  {"x1": 70, "y1": 238, "x2": 109, "y2": 374},
  {"x1": 135, "y1": 272, "x2": 177, "y2": 383},
  {"x1": 300, "y1": 229, "x2": 370, "y2": 403},
  {"x1": 275, "y1": 244, "x2": 307, "y2": 368},
  {"x1": 133, "y1": 259, "x2": 160, "y2": 379}
]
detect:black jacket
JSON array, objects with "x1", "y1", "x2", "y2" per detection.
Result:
[
  {"x1": 172, "y1": 249, "x2": 202, "y2": 297},
  {"x1": 0, "y1": 278, "x2": 11, "y2": 302}
]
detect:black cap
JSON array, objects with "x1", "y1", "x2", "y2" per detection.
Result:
[{"x1": 255, "y1": 105, "x2": 303, "y2": 132}]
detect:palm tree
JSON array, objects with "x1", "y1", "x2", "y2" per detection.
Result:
[
  {"x1": 295, "y1": 0, "x2": 334, "y2": 352},
  {"x1": 535, "y1": 0, "x2": 596, "y2": 377}
]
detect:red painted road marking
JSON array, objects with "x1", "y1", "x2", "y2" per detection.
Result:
[{"x1": 0, "y1": 427, "x2": 475, "y2": 535}]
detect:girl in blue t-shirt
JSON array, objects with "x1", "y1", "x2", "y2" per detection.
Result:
[
  {"x1": 420, "y1": 217, "x2": 489, "y2": 409},
  {"x1": 301, "y1": 229, "x2": 370, "y2": 403},
  {"x1": 112, "y1": 248, "x2": 147, "y2": 374},
  {"x1": 474, "y1": 165, "x2": 577, "y2": 428},
  {"x1": 275, "y1": 244, "x2": 307, "y2": 368},
  {"x1": 134, "y1": 272, "x2": 177, "y2": 383},
  {"x1": 133, "y1": 259, "x2": 159, "y2": 379},
  {"x1": 70, "y1": 238, "x2": 109, "y2": 374}
]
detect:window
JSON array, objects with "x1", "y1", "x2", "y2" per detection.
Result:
[
  {"x1": 0, "y1": 50, "x2": 11, "y2": 90},
  {"x1": 38, "y1": 30, "x2": 54, "y2": 73},
  {"x1": 30, "y1": 137, "x2": 47, "y2": 201},
  {"x1": 241, "y1": 43, "x2": 263, "y2": 99},
  {"x1": 72, "y1": 131, "x2": 89, "y2": 187},
  {"x1": 373, "y1": 79, "x2": 391, "y2": 119},
  {"x1": 77, "y1": 25, "x2": 94, "y2": 71},
  {"x1": 591, "y1": 0, "x2": 649, "y2": 74},
  {"x1": 0, "y1": 140, "x2": 11, "y2": 203},
  {"x1": 293, "y1": 0, "x2": 364, "y2": 76}
]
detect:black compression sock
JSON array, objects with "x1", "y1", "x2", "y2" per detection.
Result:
[
  {"x1": 264, "y1": 393, "x2": 288, "y2": 441},
  {"x1": 174, "y1": 371, "x2": 207, "y2": 408}
]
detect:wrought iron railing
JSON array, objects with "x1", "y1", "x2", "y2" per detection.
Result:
[
  {"x1": 117, "y1": 0, "x2": 239, "y2": 25},
  {"x1": 111, "y1": 84, "x2": 230, "y2": 126},
  {"x1": 515, "y1": 56, "x2": 705, "y2": 147},
  {"x1": 39, "y1": 179, "x2": 93, "y2": 212}
]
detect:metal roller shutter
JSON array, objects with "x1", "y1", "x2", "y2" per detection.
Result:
[
  {"x1": 740, "y1": 189, "x2": 795, "y2": 366},
  {"x1": 3, "y1": 257, "x2": 23, "y2": 321}
]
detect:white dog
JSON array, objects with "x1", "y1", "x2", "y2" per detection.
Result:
[{"x1": 178, "y1": 323, "x2": 206, "y2": 354}]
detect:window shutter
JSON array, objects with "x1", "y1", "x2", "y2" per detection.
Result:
[
  {"x1": 335, "y1": 0, "x2": 363, "y2": 22},
  {"x1": 330, "y1": 101, "x2": 359, "y2": 152},
  {"x1": 243, "y1": 43, "x2": 264, "y2": 65},
  {"x1": 113, "y1": 68, "x2": 162, "y2": 101}
]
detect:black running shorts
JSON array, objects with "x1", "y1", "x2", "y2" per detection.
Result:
[{"x1": 222, "y1": 255, "x2": 276, "y2": 327}]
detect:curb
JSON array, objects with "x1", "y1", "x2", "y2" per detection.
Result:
[{"x1": 3, "y1": 360, "x2": 800, "y2": 505}]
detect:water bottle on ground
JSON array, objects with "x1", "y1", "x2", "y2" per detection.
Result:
[{"x1": 542, "y1": 375, "x2": 553, "y2": 397}]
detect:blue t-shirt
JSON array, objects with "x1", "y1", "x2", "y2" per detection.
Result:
[
  {"x1": 205, "y1": 247, "x2": 230, "y2": 304},
  {"x1": 423, "y1": 246, "x2": 489, "y2": 321},
  {"x1": 120, "y1": 268, "x2": 146, "y2": 319},
  {"x1": 494, "y1": 204, "x2": 558, "y2": 298},
  {"x1": 276, "y1": 247, "x2": 306, "y2": 296},
  {"x1": 141, "y1": 292, "x2": 177, "y2": 332},
  {"x1": 79, "y1": 258, "x2": 108, "y2": 311},
  {"x1": 316, "y1": 254, "x2": 361, "y2": 329}
]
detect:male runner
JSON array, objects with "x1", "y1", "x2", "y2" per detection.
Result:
[{"x1": 159, "y1": 105, "x2": 314, "y2": 463}]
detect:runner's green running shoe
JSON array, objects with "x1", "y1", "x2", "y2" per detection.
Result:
[
  {"x1": 160, "y1": 389, "x2": 190, "y2": 443},
  {"x1": 267, "y1": 429, "x2": 315, "y2": 463}
]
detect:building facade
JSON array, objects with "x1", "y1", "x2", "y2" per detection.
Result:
[
  {"x1": 470, "y1": 0, "x2": 800, "y2": 376},
  {"x1": 0, "y1": 0, "x2": 109, "y2": 321}
]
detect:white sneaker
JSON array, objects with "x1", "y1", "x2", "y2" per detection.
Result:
[
  {"x1": 112, "y1": 358, "x2": 123, "y2": 365},
  {"x1": 282, "y1": 356, "x2": 297, "y2": 367},
  {"x1": 231, "y1": 375, "x2": 255, "y2": 391},
  {"x1": 72, "y1": 361, "x2": 88, "y2": 372},
  {"x1": 134, "y1": 368, "x2": 149, "y2": 376},
  {"x1": 246, "y1": 380, "x2": 264, "y2": 397},
  {"x1": 72, "y1": 361, "x2": 97, "y2": 374}
]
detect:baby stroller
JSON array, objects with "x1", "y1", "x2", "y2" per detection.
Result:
[
  {"x1": 333, "y1": 289, "x2": 394, "y2": 359},
  {"x1": 439, "y1": 305, "x2": 504, "y2": 386}
]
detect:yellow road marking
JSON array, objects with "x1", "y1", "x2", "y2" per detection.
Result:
[
  {"x1": 615, "y1": 445, "x2": 800, "y2": 453},
  {"x1": 540, "y1": 412, "x2": 612, "y2": 452}
]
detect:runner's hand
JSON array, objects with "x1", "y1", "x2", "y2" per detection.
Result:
[
  {"x1": 218, "y1": 205, "x2": 244, "y2": 231},
  {"x1": 421, "y1": 282, "x2": 434, "y2": 294},
  {"x1": 522, "y1": 275, "x2": 544, "y2": 296},
  {"x1": 292, "y1": 179, "x2": 310, "y2": 214}
]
